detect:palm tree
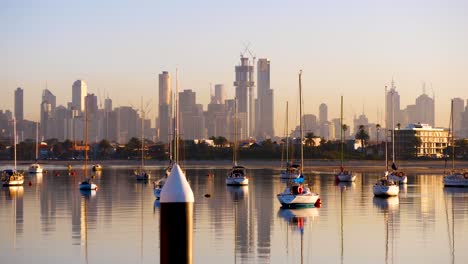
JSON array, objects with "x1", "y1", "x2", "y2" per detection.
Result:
[
  {"x1": 355, "y1": 125, "x2": 369, "y2": 154},
  {"x1": 305, "y1": 132, "x2": 316, "y2": 147},
  {"x1": 342, "y1": 124, "x2": 348, "y2": 141}
]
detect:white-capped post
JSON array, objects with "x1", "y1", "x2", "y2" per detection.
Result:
[{"x1": 160, "y1": 163, "x2": 194, "y2": 264}]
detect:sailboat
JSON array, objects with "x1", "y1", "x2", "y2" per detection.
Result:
[
  {"x1": 373, "y1": 86, "x2": 399, "y2": 197},
  {"x1": 387, "y1": 83, "x2": 407, "y2": 184},
  {"x1": 2, "y1": 118, "x2": 24, "y2": 186},
  {"x1": 226, "y1": 97, "x2": 249, "y2": 186},
  {"x1": 277, "y1": 71, "x2": 320, "y2": 208},
  {"x1": 28, "y1": 122, "x2": 43, "y2": 173},
  {"x1": 336, "y1": 96, "x2": 355, "y2": 182},
  {"x1": 134, "y1": 98, "x2": 150, "y2": 181},
  {"x1": 444, "y1": 99, "x2": 468, "y2": 187},
  {"x1": 79, "y1": 99, "x2": 98, "y2": 190},
  {"x1": 280, "y1": 101, "x2": 302, "y2": 180}
]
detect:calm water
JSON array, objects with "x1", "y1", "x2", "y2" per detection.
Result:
[{"x1": 1, "y1": 165, "x2": 467, "y2": 264}]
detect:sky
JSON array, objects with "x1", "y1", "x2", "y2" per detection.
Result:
[{"x1": 2, "y1": 0, "x2": 468, "y2": 133}]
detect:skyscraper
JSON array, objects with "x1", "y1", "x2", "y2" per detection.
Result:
[
  {"x1": 319, "y1": 103, "x2": 328, "y2": 124},
  {"x1": 234, "y1": 56, "x2": 254, "y2": 139},
  {"x1": 386, "y1": 81, "x2": 402, "y2": 127},
  {"x1": 14, "y1": 87, "x2": 23, "y2": 121},
  {"x1": 213, "y1": 84, "x2": 226, "y2": 104},
  {"x1": 158, "y1": 71, "x2": 172, "y2": 143},
  {"x1": 72, "y1": 80, "x2": 87, "y2": 112},
  {"x1": 256, "y1": 58, "x2": 274, "y2": 139},
  {"x1": 452, "y1": 97, "x2": 464, "y2": 135},
  {"x1": 415, "y1": 93, "x2": 435, "y2": 126},
  {"x1": 42, "y1": 89, "x2": 56, "y2": 110}
]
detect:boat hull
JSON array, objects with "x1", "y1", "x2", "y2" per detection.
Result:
[
  {"x1": 28, "y1": 165, "x2": 43, "y2": 173},
  {"x1": 444, "y1": 174, "x2": 468, "y2": 187},
  {"x1": 79, "y1": 183, "x2": 98, "y2": 190},
  {"x1": 135, "y1": 172, "x2": 151, "y2": 180},
  {"x1": 337, "y1": 173, "x2": 356, "y2": 182},
  {"x1": 277, "y1": 192, "x2": 320, "y2": 208},
  {"x1": 3, "y1": 179, "x2": 24, "y2": 186},
  {"x1": 226, "y1": 177, "x2": 248, "y2": 186},
  {"x1": 388, "y1": 174, "x2": 408, "y2": 184},
  {"x1": 373, "y1": 184, "x2": 399, "y2": 197}
]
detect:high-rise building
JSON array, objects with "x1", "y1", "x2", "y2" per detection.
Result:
[
  {"x1": 14, "y1": 87, "x2": 24, "y2": 121},
  {"x1": 234, "y1": 57, "x2": 254, "y2": 139},
  {"x1": 72, "y1": 80, "x2": 87, "y2": 112},
  {"x1": 415, "y1": 93, "x2": 435, "y2": 126},
  {"x1": 386, "y1": 81, "x2": 403, "y2": 127},
  {"x1": 179, "y1": 89, "x2": 205, "y2": 139},
  {"x1": 319, "y1": 103, "x2": 328, "y2": 124},
  {"x1": 104, "y1": 97, "x2": 112, "y2": 112},
  {"x1": 42, "y1": 89, "x2": 56, "y2": 110},
  {"x1": 256, "y1": 58, "x2": 274, "y2": 139},
  {"x1": 452, "y1": 97, "x2": 464, "y2": 135},
  {"x1": 212, "y1": 84, "x2": 226, "y2": 104},
  {"x1": 158, "y1": 71, "x2": 172, "y2": 142}
]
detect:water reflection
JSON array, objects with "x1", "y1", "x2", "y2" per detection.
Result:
[{"x1": 0, "y1": 169, "x2": 467, "y2": 263}]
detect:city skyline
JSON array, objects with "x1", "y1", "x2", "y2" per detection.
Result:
[{"x1": 2, "y1": 0, "x2": 468, "y2": 134}]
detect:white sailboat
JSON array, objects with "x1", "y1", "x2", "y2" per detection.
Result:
[
  {"x1": 226, "y1": 97, "x2": 249, "y2": 186},
  {"x1": 387, "y1": 83, "x2": 407, "y2": 184},
  {"x1": 444, "y1": 99, "x2": 468, "y2": 187},
  {"x1": 134, "y1": 98, "x2": 150, "y2": 181},
  {"x1": 280, "y1": 101, "x2": 302, "y2": 180},
  {"x1": 336, "y1": 96, "x2": 355, "y2": 182},
  {"x1": 2, "y1": 118, "x2": 24, "y2": 186},
  {"x1": 373, "y1": 86, "x2": 399, "y2": 197},
  {"x1": 79, "y1": 99, "x2": 98, "y2": 191},
  {"x1": 28, "y1": 122, "x2": 43, "y2": 173},
  {"x1": 277, "y1": 71, "x2": 320, "y2": 208}
]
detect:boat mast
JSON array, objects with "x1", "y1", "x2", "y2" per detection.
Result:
[
  {"x1": 286, "y1": 101, "x2": 289, "y2": 164},
  {"x1": 35, "y1": 122, "x2": 39, "y2": 160},
  {"x1": 451, "y1": 99, "x2": 455, "y2": 171},
  {"x1": 299, "y1": 70, "x2": 304, "y2": 171},
  {"x1": 141, "y1": 97, "x2": 144, "y2": 170},
  {"x1": 175, "y1": 68, "x2": 179, "y2": 164},
  {"x1": 13, "y1": 118, "x2": 17, "y2": 171},
  {"x1": 233, "y1": 97, "x2": 238, "y2": 166},
  {"x1": 391, "y1": 83, "x2": 395, "y2": 165},
  {"x1": 340, "y1": 95, "x2": 344, "y2": 169},
  {"x1": 385, "y1": 86, "x2": 388, "y2": 172},
  {"x1": 84, "y1": 97, "x2": 88, "y2": 177}
]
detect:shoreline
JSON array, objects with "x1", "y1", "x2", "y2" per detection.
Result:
[{"x1": 2, "y1": 159, "x2": 467, "y2": 174}]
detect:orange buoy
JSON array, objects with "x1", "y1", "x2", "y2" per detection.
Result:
[
  {"x1": 55, "y1": 172, "x2": 60, "y2": 176},
  {"x1": 28, "y1": 181, "x2": 32, "y2": 186}
]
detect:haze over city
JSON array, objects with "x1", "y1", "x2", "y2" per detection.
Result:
[{"x1": 2, "y1": 0, "x2": 468, "y2": 134}]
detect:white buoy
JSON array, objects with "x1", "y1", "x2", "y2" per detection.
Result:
[{"x1": 160, "y1": 163, "x2": 194, "y2": 264}]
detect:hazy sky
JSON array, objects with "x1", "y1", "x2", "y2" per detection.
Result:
[{"x1": 2, "y1": 0, "x2": 468, "y2": 133}]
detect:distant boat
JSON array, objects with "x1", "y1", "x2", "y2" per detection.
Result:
[
  {"x1": 444, "y1": 99, "x2": 468, "y2": 187},
  {"x1": 29, "y1": 122, "x2": 43, "y2": 173},
  {"x1": 373, "y1": 86, "x2": 399, "y2": 197},
  {"x1": 153, "y1": 162, "x2": 172, "y2": 199},
  {"x1": 226, "y1": 97, "x2": 248, "y2": 186},
  {"x1": 2, "y1": 118, "x2": 24, "y2": 186},
  {"x1": 277, "y1": 71, "x2": 320, "y2": 208},
  {"x1": 79, "y1": 178, "x2": 98, "y2": 190},
  {"x1": 336, "y1": 96, "x2": 356, "y2": 182},
  {"x1": 92, "y1": 164, "x2": 102, "y2": 172}
]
